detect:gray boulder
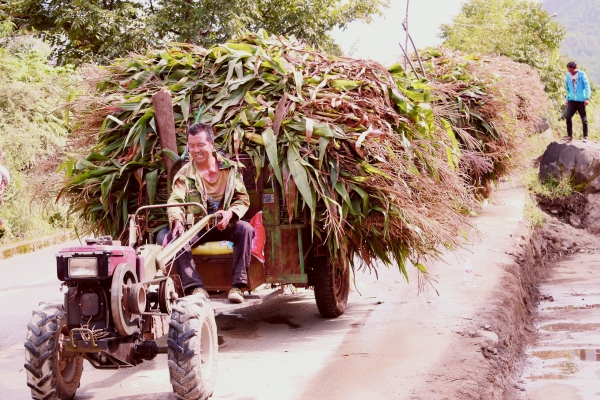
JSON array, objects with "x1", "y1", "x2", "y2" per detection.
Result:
[
  {"x1": 539, "y1": 140, "x2": 600, "y2": 189},
  {"x1": 539, "y1": 140, "x2": 600, "y2": 233}
]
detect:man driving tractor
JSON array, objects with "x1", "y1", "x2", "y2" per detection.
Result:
[{"x1": 166, "y1": 123, "x2": 253, "y2": 303}]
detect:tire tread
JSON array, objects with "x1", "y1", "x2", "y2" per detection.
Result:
[
  {"x1": 168, "y1": 296, "x2": 217, "y2": 400},
  {"x1": 313, "y1": 257, "x2": 349, "y2": 318},
  {"x1": 24, "y1": 302, "x2": 83, "y2": 400}
]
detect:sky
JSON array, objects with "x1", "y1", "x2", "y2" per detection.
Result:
[{"x1": 331, "y1": 0, "x2": 467, "y2": 66}]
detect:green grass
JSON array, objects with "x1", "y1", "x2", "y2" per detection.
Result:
[
  {"x1": 523, "y1": 194, "x2": 547, "y2": 227},
  {"x1": 523, "y1": 168, "x2": 575, "y2": 199}
]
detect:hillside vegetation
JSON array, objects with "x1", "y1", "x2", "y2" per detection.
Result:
[
  {"x1": 545, "y1": 0, "x2": 600, "y2": 84},
  {"x1": 440, "y1": 0, "x2": 565, "y2": 106},
  {"x1": 7, "y1": 0, "x2": 388, "y2": 65},
  {"x1": 0, "y1": 18, "x2": 76, "y2": 243}
]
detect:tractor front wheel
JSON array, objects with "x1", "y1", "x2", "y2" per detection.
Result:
[
  {"x1": 24, "y1": 302, "x2": 83, "y2": 400},
  {"x1": 167, "y1": 295, "x2": 218, "y2": 400}
]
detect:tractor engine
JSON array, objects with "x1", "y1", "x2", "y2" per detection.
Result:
[{"x1": 54, "y1": 236, "x2": 169, "y2": 367}]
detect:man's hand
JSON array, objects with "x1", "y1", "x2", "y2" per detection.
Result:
[
  {"x1": 172, "y1": 220, "x2": 185, "y2": 239},
  {"x1": 585, "y1": 100, "x2": 590, "y2": 106},
  {"x1": 565, "y1": 100, "x2": 569, "y2": 106},
  {"x1": 215, "y1": 210, "x2": 233, "y2": 230}
]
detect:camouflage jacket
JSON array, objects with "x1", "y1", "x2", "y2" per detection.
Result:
[{"x1": 167, "y1": 153, "x2": 249, "y2": 228}]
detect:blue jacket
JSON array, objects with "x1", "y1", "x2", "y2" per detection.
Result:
[{"x1": 566, "y1": 70, "x2": 591, "y2": 102}]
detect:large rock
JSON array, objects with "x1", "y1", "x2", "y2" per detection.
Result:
[
  {"x1": 539, "y1": 140, "x2": 600, "y2": 189},
  {"x1": 539, "y1": 140, "x2": 600, "y2": 233}
]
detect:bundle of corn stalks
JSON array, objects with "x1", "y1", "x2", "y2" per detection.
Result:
[
  {"x1": 421, "y1": 48, "x2": 548, "y2": 198},
  {"x1": 60, "y1": 31, "x2": 543, "y2": 276}
]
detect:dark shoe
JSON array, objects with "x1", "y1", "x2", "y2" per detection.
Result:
[
  {"x1": 188, "y1": 287, "x2": 209, "y2": 298},
  {"x1": 228, "y1": 288, "x2": 244, "y2": 303}
]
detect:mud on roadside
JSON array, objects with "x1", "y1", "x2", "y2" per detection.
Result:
[{"x1": 418, "y1": 215, "x2": 600, "y2": 400}]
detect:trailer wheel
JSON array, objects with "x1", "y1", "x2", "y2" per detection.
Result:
[
  {"x1": 24, "y1": 302, "x2": 83, "y2": 400},
  {"x1": 168, "y1": 295, "x2": 218, "y2": 400},
  {"x1": 314, "y1": 257, "x2": 350, "y2": 318}
]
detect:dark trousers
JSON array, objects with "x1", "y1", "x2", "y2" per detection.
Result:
[
  {"x1": 167, "y1": 221, "x2": 255, "y2": 291},
  {"x1": 566, "y1": 101, "x2": 588, "y2": 138}
]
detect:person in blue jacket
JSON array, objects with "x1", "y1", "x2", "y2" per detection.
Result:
[{"x1": 565, "y1": 61, "x2": 591, "y2": 141}]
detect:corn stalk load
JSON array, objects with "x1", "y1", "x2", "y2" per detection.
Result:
[
  {"x1": 423, "y1": 48, "x2": 548, "y2": 198},
  {"x1": 60, "y1": 31, "x2": 546, "y2": 277}
]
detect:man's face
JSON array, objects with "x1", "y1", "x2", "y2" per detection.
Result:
[
  {"x1": 568, "y1": 67, "x2": 577, "y2": 74},
  {"x1": 188, "y1": 130, "x2": 214, "y2": 166}
]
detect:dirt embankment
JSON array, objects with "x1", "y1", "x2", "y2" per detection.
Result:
[
  {"x1": 433, "y1": 215, "x2": 599, "y2": 400},
  {"x1": 536, "y1": 194, "x2": 587, "y2": 229},
  {"x1": 415, "y1": 223, "x2": 541, "y2": 399}
]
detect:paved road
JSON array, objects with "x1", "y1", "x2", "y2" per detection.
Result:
[
  {"x1": 0, "y1": 240, "x2": 81, "y2": 399},
  {"x1": 0, "y1": 239, "x2": 405, "y2": 400},
  {"x1": 0, "y1": 184, "x2": 526, "y2": 400}
]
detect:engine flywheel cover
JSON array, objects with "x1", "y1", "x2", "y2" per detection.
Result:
[{"x1": 110, "y1": 263, "x2": 140, "y2": 336}]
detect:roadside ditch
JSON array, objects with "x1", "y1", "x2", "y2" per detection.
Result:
[
  {"x1": 448, "y1": 213, "x2": 600, "y2": 400},
  {"x1": 517, "y1": 216, "x2": 600, "y2": 399}
]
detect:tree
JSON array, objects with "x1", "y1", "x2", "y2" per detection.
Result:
[
  {"x1": 0, "y1": 11, "x2": 76, "y2": 241},
  {"x1": 544, "y1": 0, "x2": 600, "y2": 84},
  {"x1": 4, "y1": 0, "x2": 388, "y2": 65},
  {"x1": 439, "y1": 0, "x2": 566, "y2": 104}
]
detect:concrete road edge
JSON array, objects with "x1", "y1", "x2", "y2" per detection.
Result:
[{"x1": 0, "y1": 231, "x2": 75, "y2": 260}]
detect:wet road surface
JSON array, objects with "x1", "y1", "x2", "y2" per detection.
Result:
[{"x1": 521, "y1": 252, "x2": 600, "y2": 400}]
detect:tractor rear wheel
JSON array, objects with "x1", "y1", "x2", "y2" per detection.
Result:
[
  {"x1": 167, "y1": 295, "x2": 218, "y2": 400},
  {"x1": 313, "y1": 258, "x2": 350, "y2": 318},
  {"x1": 24, "y1": 302, "x2": 83, "y2": 400}
]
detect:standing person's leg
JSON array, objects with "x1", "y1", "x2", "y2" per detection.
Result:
[
  {"x1": 577, "y1": 102, "x2": 589, "y2": 139},
  {"x1": 565, "y1": 101, "x2": 578, "y2": 139}
]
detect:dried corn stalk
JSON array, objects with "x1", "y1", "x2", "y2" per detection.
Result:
[{"x1": 60, "y1": 31, "x2": 545, "y2": 276}]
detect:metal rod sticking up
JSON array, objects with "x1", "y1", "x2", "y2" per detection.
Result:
[
  {"x1": 403, "y1": 21, "x2": 426, "y2": 78},
  {"x1": 404, "y1": 0, "x2": 410, "y2": 70},
  {"x1": 398, "y1": 42, "x2": 421, "y2": 79}
]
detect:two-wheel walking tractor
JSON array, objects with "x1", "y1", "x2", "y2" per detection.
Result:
[{"x1": 24, "y1": 155, "x2": 350, "y2": 400}]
